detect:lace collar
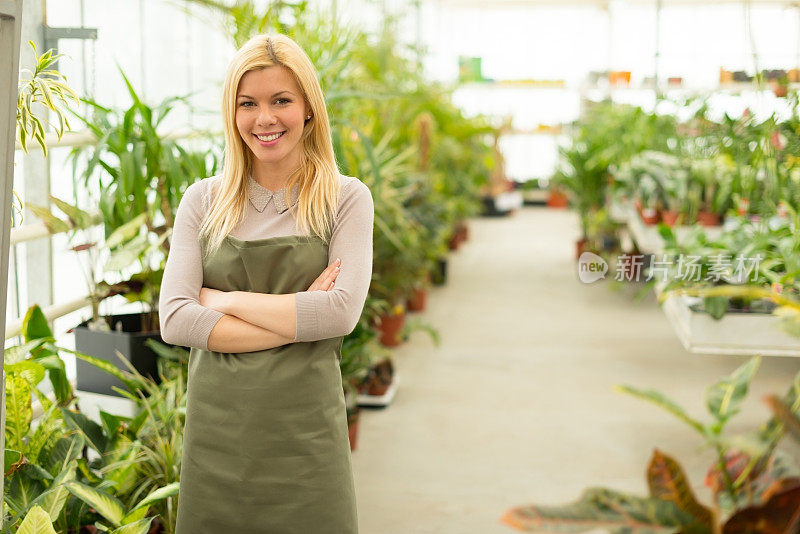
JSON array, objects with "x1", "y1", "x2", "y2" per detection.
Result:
[{"x1": 246, "y1": 176, "x2": 300, "y2": 214}]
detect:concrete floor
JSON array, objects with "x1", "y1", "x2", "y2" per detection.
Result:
[{"x1": 351, "y1": 206, "x2": 800, "y2": 534}]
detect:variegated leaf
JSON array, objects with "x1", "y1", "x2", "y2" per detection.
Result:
[
  {"x1": 722, "y1": 482, "x2": 800, "y2": 533},
  {"x1": 502, "y1": 487, "x2": 694, "y2": 533},
  {"x1": 6, "y1": 374, "x2": 33, "y2": 451},
  {"x1": 64, "y1": 481, "x2": 126, "y2": 527},
  {"x1": 706, "y1": 357, "x2": 760, "y2": 424},
  {"x1": 111, "y1": 517, "x2": 155, "y2": 534},
  {"x1": 646, "y1": 449, "x2": 714, "y2": 530},
  {"x1": 615, "y1": 385, "x2": 704, "y2": 434},
  {"x1": 16, "y1": 505, "x2": 57, "y2": 534},
  {"x1": 29, "y1": 460, "x2": 77, "y2": 523}
]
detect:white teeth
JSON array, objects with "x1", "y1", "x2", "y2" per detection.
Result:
[{"x1": 256, "y1": 132, "x2": 284, "y2": 142}]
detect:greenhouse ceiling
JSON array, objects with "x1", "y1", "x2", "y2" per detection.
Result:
[{"x1": 436, "y1": 0, "x2": 799, "y2": 6}]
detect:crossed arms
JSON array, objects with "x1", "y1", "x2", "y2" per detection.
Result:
[{"x1": 158, "y1": 177, "x2": 374, "y2": 354}]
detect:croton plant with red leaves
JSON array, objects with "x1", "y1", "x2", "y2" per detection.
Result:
[{"x1": 503, "y1": 356, "x2": 800, "y2": 533}]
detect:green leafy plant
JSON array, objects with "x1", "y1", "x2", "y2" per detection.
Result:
[
  {"x1": 66, "y1": 67, "x2": 219, "y2": 331},
  {"x1": 503, "y1": 356, "x2": 800, "y2": 533},
  {"x1": 3, "y1": 305, "x2": 186, "y2": 532},
  {"x1": 16, "y1": 41, "x2": 78, "y2": 156}
]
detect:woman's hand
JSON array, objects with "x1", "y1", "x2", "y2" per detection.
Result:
[
  {"x1": 307, "y1": 258, "x2": 341, "y2": 292},
  {"x1": 199, "y1": 287, "x2": 232, "y2": 314}
]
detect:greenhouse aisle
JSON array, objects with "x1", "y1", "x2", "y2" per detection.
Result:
[{"x1": 351, "y1": 205, "x2": 800, "y2": 534}]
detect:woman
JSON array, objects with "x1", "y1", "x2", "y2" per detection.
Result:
[{"x1": 159, "y1": 33, "x2": 373, "y2": 533}]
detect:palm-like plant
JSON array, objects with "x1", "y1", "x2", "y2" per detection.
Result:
[{"x1": 65, "y1": 68, "x2": 219, "y2": 330}]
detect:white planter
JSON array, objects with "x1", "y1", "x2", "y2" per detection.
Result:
[{"x1": 662, "y1": 295, "x2": 800, "y2": 357}]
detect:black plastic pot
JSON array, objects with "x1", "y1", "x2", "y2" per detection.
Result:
[
  {"x1": 74, "y1": 313, "x2": 163, "y2": 397},
  {"x1": 432, "y1": 257, "x2": 448, "y2": 286}
]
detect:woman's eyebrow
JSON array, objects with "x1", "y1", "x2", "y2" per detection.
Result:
[{"x1": 237, "y1": 91, "x2": 295, "y2": 99}]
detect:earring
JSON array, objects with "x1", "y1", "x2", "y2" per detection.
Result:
[{"x1": 306, "y1": 115, "x2": 312, "y2": 120}]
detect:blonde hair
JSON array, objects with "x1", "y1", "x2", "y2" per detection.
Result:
[{"x1": 200, "y1": 33, "x2": 341, "y2": 254}]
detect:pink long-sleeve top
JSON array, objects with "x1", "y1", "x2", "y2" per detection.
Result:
[{"x1": 158, "y1": 173, "x2": 374, "y2": 350}]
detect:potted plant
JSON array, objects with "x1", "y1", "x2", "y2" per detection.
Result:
[
  {"x1": 503, "y1": 356, "x2": 800, "y2": 533},
  {"x1": 340, "y1": 322, "x2": 381, "y2": 451},
  {"x1": 546, "y1": 186, "x2": 569, "y2": 208},
  {"x1": 3, "y1": 305, "x2": 179, "y2": 532},
  {"x1": 374, "y1": 303, "x2": 406, "y2": 347},
  {"x1": 690, "y1": 157, "x2": 732, "y2": 226},
  {"x1": 637, "y1": 174, "x2": 661, "y2": 225},
  {"x1": 60, "y1": 69, "x2": 218, "y2": 393},
  {"x1": 407, "y1": 280, "x2": 429, "y2": 312},
  {"x1": 659, "y1": 163, "x2": 689, "y2": 227}
]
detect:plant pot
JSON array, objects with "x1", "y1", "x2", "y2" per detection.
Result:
[
  {"x1": 73, "y1": 313, "x2": 165, "y2": 396},
  {"x1": 546, "y1": 191, "x2": 569, "y2": 208},
  {"x1": 377, "y1": 312, "x2": 405, "y2": 347},
  {"x1": 609, "y1": 71, "x2": 631, "y2": 86},
  {"x1": 455, "y1": 221, "x2": 469, "y2": 244},
  {"x1": 448, "y1": 232, "x2": 461, "y2": 250},
  {"x1": 347, "y1": 411, "x2": 359, "y2": 451},
  {"x1": 600, "y1": 234, "x2": 619, "y2": 252},
  {"x1": 575, "y1": 238, "x2": 590, "y2": 260},
  {"x1": 364, "y1": 359, "x2": 394, "y2": 396},
  {"x1": 432, "y1": 257, "x2": 447, "y2": 286},
  {"x1": 773, "y1": 83, "x2": 788, "y2": 98},
  {"x1": 696, "y1": 211, "x2": 721, "y2": 227},
  {"x1": 640, "y1": 208, "x2": 660, "y2": 225},
  {"x1": 407, "y1": 287, "x2": 428, "y2": 312},
  {"x1": 737, "y1": 198, "x2": 750, "y2": 217},
  {"x1": 458, "y1": 222, "x2": 470, "y2": 242},
  {"x1": 661, "y1": 210, "x2": 682, "y2": 227}
]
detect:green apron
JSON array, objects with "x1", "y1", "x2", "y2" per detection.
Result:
[{"x1": 175, "y1": 234, "x2": 358, "y2": 534}]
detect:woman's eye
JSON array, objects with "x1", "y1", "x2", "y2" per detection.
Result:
[
  {"x1": 239, "y1": 101, "x2": 254, "y2": 107},
  {"x1": 275, "y1": 98, "x2": 290, "y2": 105}
]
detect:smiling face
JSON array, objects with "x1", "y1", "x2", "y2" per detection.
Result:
[{"x1": 235, "y1": 66, "x2": 310, "y2": 187}]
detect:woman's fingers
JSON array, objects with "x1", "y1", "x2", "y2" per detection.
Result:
[
  {"x1": 307, "y1": 259, "x2": 341, "y2": 292},
  {"x1": 324, "y1": 264, "x2": 340, "y2": 291}
]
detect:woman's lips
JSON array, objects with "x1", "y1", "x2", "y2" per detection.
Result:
[{"x1": 253, "y1": 131, "x2": 285, "y2": 146}]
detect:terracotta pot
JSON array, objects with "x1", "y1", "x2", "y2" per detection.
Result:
[
  {"x1": 448, "y1": 231, "x2": 461, "y2": 250},
  {"x1": 575, "y1": 238, "x2": 590, "y2": 260},
  {"x1": 737, "y1": 198, "x2": 750, "y2": 217},
  {"x1": 640, "y1": 208, "x2": 660, "y2": 225},
  {"x1": 773, "y1": 83, "x2": 788, "y2": 98},
  {"x1": 377, "y1": 312, "x2": 405, "y2": 347},
  {"x1": 696, "y1": 211, "x2": 721, "y2": 227},
  {"x1": 661, "y1": 210, "x2": 682, "y2": 227},
  {"x1": 454, "y1": 220, "x2": 468, "y2": 245},
  {"x1": 546, "y1": 191, "x2": 569, "y2": 208},
  {"x1": 347, "y1": 412, "x2": 359, "y2": 451},
  {"x1": 609, "y1": 71, "x2": 631, "y2": 86},
  {"x1": 407, "y1": 287, "x2": 428, "y2": 312}
]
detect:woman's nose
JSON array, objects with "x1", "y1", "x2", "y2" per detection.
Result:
[{"x1": 257, "y1": 108, "x2": 277, "y2": 126}]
